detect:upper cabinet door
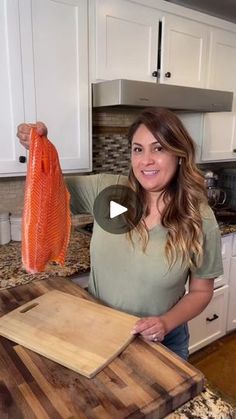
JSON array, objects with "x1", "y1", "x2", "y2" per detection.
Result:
[
  {"x1": 0, "y1": 1, "x2": 27, "y2": 176},
  {"x1": 94, "y1": 0, "x2": 159, "y2": 82},
  {"x1": 19, "y1": 0, "x2": 91, "y2": 172},
  {"x1": 160, "y1": 14, "x2": 208, "y2": 87},
  {"x1": 207, "y1": 29, "x2": 236, "y2": 94},
  {"x1": 202, "y1": 29, "x2": 236, "y2": 161}
]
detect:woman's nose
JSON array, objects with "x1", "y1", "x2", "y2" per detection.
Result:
[{"x1": 142, "y1": 151, "x2": 155, "y2": 164}]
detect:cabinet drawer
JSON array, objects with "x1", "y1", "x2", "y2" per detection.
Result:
[
  {"x1": 231, "y1": 233, "x2": 236, "y2": 257},
  {"x1": 221, "y1": 234, "x2": 232, "y2": 260},
  {"x1": 215, "y1": 234, "x2": 233, "y2": 288},
  {"x1": 188, "y1": 285, "x2": 228, "y2": 354}
]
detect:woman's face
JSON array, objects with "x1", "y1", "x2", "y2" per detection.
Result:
[{"x1": 131, "y1": 124, "x2": 179, "y2": 194}]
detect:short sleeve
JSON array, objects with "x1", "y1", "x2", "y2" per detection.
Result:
[
  {"x1": 65, "y1": 173, "x2": 128, "y2": 215},
  {"x1": 192, "y1": 206, "x2": 223, "y2": 279},
  {"x1": 65, "y1": 174, "x2": 100, "y2": 214}
]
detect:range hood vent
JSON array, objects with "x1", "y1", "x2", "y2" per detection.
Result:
[{"x1": 92, "y1": 79, "x2": 233, "y2": 112}]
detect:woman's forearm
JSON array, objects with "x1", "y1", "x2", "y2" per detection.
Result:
[{"x1": 160, "y1": 279, "x2": 214, "y2": 334}]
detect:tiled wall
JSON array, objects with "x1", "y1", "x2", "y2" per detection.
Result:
[
  {"x1": 1, "y1": 109, "x2": 236, "y2": 214},
  {"x1": 92, "y1": 109, "x2": 138, "y2": 174},
  {"x1": 0, "y1": 178, "x2": 25, "y2": 215}
]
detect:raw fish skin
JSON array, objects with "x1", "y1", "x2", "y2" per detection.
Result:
[{"x1": 22, "y1": 128, "x2": 71, "y2": 273}]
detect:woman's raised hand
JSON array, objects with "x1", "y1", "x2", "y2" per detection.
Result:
[{"x1": 17, "y1": 121, "x2": 48, "y2": 150}]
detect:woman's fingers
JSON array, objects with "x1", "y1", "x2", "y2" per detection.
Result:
[
  {"x1": 131, "y1": 317, "x2": 166, "y2": 342},
  {"x1": 36, "y1": 121, "x2": 48, "y2": 136},
  {"x1": 17, "y1": 121, "x2": 48, "y2": 150},
  {"x1": 17, "y1": 124, "x2": 32, "y2": 149}
]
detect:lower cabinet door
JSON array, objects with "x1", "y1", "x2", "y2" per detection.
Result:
[{"x1": 188, "y1": 285, "x2": 228, "y2": 354}]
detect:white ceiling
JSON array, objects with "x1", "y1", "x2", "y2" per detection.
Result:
[{"x1": 164, "y1": 0, "x2": 236, "y2": 24}]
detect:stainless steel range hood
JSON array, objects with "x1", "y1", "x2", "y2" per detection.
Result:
[{"x1": 92, "y1": 79, "x2": 233, "y2": 112}]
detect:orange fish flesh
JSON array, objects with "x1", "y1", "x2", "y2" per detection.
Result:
[{"x1": 22, "y1": 128, "x2": 71, "y2": 273}]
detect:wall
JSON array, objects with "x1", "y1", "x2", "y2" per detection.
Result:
[
  {"x1": 1, "y1": 109, "x2": 236, "y2": 215},
  {"x1": 0, "y1": 178, "x2": 25, "y2": 215}
]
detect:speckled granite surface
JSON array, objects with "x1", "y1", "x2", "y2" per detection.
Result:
[
  {"x1": 166, "y1": 386, "x2": 235, "y2": 418},
  {"x1": 0, "y1": 224, "x2": 235, "y2": 290},
  {"x1": 0, "y1": 229, "x2": 90, "y2": 290},
  {"x1": 219, "y1": 223, "x2": 236, "y2": 235}
]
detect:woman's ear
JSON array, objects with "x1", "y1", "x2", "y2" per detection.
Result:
[{"x1": 179, "y1": 158, "x2": 182, "y2": 165}]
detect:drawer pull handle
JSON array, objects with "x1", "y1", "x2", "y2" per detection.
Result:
[
  {"x1": 206, "y1": 314, "x2": 219, "y2": 322},
  {"x1": 19, "y1": 155, "x2": 27, "y2": 163}
]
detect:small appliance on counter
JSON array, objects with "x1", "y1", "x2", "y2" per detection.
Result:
[
  {"x1": 203, "y1": 171, "x2": 236, "y2": 224},
  {"x1": 204, "y1": 171, "x2": 227, "y2": 208}
]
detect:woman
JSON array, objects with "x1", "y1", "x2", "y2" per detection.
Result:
[{"x1": 17, "y1": 108, "x2": 223, "y2": 360}]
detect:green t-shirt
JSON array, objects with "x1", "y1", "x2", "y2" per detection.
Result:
[{"x1": 66, "y1": 174, "x2": 223, "y2": 317}]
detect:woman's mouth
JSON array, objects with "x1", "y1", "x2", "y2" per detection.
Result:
[{"x1": 142, "y1": 170, "x2": 159, "y2": 176}]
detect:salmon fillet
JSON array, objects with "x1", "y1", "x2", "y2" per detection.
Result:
[{"x1": 22, "y1": 128, "x2": 71, "y2": 273}]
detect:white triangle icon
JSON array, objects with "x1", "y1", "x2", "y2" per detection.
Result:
[{"x1": 110, "y1": 200, "x2": 128, "y2": 219}]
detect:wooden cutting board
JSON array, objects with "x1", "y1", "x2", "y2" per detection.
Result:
[{"x1": 0, "y1": 290, "x2": 138, "y2": 378}]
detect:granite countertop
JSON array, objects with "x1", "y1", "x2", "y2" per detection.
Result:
[
  {"x1": 219, "y1": 223, "x2": 236, "y2": 235},
  {"x1": 1, "y1": 223, "x2": 236, "y2": 291},
  {"x1": 0, "y1": 229, "x2": 90, "y2": 290}
]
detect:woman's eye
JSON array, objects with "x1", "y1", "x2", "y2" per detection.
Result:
[
  {"x1": 132, "y1": 146, "x2": 142, "y2": 153},
  {"x1": 153, "y1": 145, "x2": 163, "y2": 152}
]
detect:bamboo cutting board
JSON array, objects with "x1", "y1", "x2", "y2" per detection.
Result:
[{"x1": 0, "y1": 290, "x2": 138, "y2": 378}]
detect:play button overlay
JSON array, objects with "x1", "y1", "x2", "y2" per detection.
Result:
[
  {"x1": 110, "y1": 201, "x2": 127, "y2": 219},
  {"x1": 93, "y1": 185, "x2": 142, "y2": 234}
]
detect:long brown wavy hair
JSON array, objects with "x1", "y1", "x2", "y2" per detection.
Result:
[{"x1": 127, "y1": 107, "x2": 208, "y2": 270}]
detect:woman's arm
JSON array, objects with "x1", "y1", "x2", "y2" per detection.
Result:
[
  {"x1": 160, "y1": 276, "x2": 214, "y2": 333},
  {"x1": 132, "y1": 277, "x2": 214, "y2": 342}
]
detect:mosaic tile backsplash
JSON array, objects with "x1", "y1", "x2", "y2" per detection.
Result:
[{"x1": 93, "y1": 127, "x2": 130, "y2": 174}]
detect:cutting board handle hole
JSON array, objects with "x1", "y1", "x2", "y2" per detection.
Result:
[{"x1": 20, "y1": 303, "x2": 39, "y2": 313}]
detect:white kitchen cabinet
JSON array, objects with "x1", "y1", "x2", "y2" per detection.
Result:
[
  {"x1": 227, "y1": 234, "x2": 236, "y2": 332},
  {"x1": 159, "y1": 14, "x2": 208, "y2": 87},
  {"x1": 189, "y1": 285, "x2": 229, "y2": 354},
  {"x1": 176, "y1": 112, "x2": 203, "y2": 163},
  {"x1": 92, "y1": 0, "x2": 210, "y2": 88},
  {"x1": 92, "y1": 0, "x2": 160, "y2": 82},
  {"x1": 214, "y1": 234, "x2": 232, "y2": 289},
  {"x1": 188, "y1": 234, "x2": 232, "y2": 353},
  {"x1": 0, "y1": 0, "x2": 91, "y2": 177},
  {"x1": 0, "y1": 1, "x2": 27, "y2": 176},
  {"x1": 201, "y1": 28, "x2": 236, "y2": 162}
]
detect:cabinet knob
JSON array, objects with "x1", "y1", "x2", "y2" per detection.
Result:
[
  {"x1": 165, "y1": 71, "x2": 171, "y2": 78},
  {"x1": 206, "y1": 314, "x2": 219, "y2": 322},
  {"x1": 19, "y1": 156, "x2": 27, "y2": 163},
  {"x1": 152, "y1": 71, "x2": 158, "y2": 77},
  {"x1": 233, "y1": 149, "x2": 236, "y2": 153}
]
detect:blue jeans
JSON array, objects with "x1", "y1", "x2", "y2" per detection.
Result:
[{"x1": 162, "y1": 323, "x2": 190, "y2": 360}]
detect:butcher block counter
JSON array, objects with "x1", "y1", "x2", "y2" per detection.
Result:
[
  {"x1": 0, "y1": 228, "x2": 235, "y2": 418},
  {"x1": 0, "y1": 278, "x2": 235, "y2": 419}
]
